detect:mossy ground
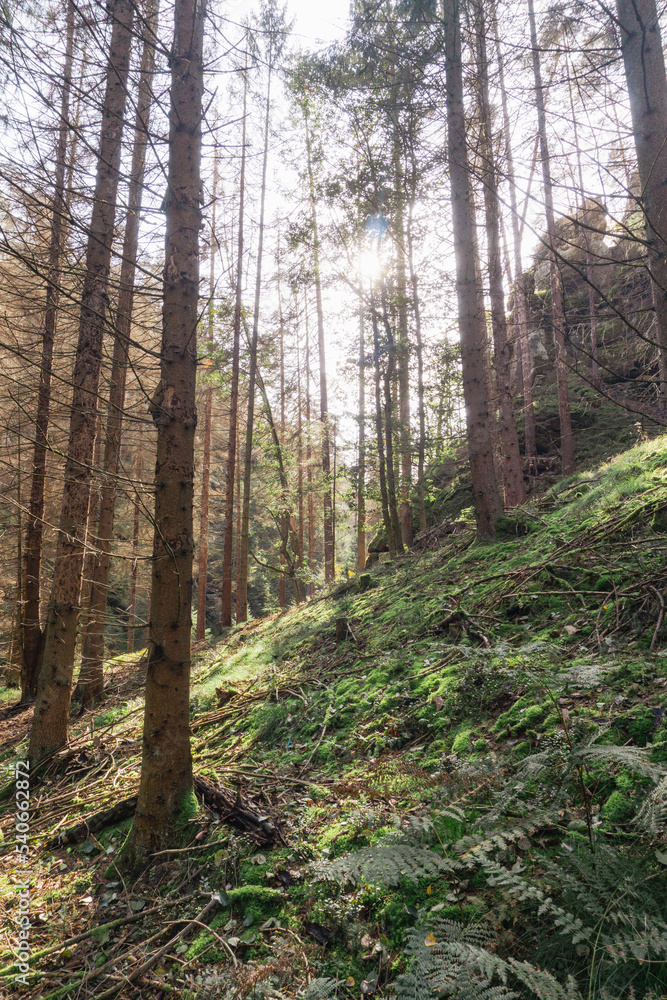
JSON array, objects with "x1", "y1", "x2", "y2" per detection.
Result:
[{"x1": 2, "y1": 434, "x2": 667, "y2": 998}]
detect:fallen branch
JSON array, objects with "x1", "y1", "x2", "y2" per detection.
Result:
[
  {"x1": 194, "y1": 774, "x2": 286, "y2": 845},
  {"x1": 46, "y1": 795, "x2": 138, "y2": 848},
  {"x1": 92, "y1": 895, "x2": 220, "y2": 1000}
]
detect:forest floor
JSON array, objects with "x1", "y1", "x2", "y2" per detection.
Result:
[{"x1": 2, "y1": 434, "x2": 667, "y2": 1000}]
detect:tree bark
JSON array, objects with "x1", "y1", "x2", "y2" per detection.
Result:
[
  {"x1": 121, "y1": 0, "x2": 205, "y2": 868},
  {"x1": 237, "y1": 51, "x2": 274, "y2": 624},
  {"x1": 392, "y1": 131, "x2": 413, "y2": 547},
  {"x1": 21, "y1": 0, "x2": 75, "y2": 701},
  {"x1": 406, "y1": 182, "x2": 427, "y2": 534},
  {"x1": 28, "y1": 0, "x2": 134, "y2": 766},
  {"x1": 77, "y1": 1, "x2": 159, "y2": 704},
  {"x1": 305, "y1": 295, "x2": 315, "y2": 597},
  {"x1": 380, "y1": 289, "x2": 404, "y2": 554},
  {"x1": 527, "y1": 0, "x2": 575, "y2": 474},
  {"x1": 474, "y1": 3, "x2": 525, "y2": 507},
  {"x1": 221, "y1": 46, "x2": 247, "y2": 628},
  {"x1": 615, "y1": 0, "x2": 667, "y2": 407},
  {"x1": 443, "y1": 0, "x2": 502, "y2": 539},
  {"x1": 196, "y1": 151, "x2": 218, "y2": 641},
  {"x1": 494, "y1": 22, "x2": 537, "y2": 467},
  {"x1": 126, "y1": 426, "x2": 143, "y2": 654},
  {"x1": 278, "y1": 268, "x2": 287, "y2": 607},
  {"x1": 370, "y1": 293, "x2": 395, "y2": 558},
  {"x1": 357, "y1": 262, "x2": 366, "y2": 570},
  {"x1": 303, "y1": 106, "x2": 334, "y2": 583}
]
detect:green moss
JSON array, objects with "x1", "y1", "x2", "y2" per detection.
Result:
[
  {"x1": 178, "y1": 786, "x2": 199, "y2": 823},
  {"x1": 627, "y1": 706, "x2": 655, "y2": 747},
  {"x1": 602, "y1": 790, "x2": 634, "y2": 824},
  {"x1": 451, "y1": 727, "x2": 474, "y2": 753}
]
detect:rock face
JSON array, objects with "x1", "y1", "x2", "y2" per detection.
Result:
[{"x1": 367, "y1": 526, "x2": 389, "y2": 553}]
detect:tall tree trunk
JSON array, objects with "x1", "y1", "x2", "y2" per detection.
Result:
[
  {"x1": 126, "y1": 425, "x2": 143, "y2": 654},
  {"x1": 296, "y1": 293, "x2": 305, "y2": 566},
  {"x1": 443, "y1": 0, "x2": 502, "y2": 539},
  {"x1": 474, "y1": 3, "x2": 525, "y2": 507},
  {"x1": 21, "y1": 0, "x2": 75, "y2": 701},
  {"x1": 8, "y1": 396, "x2": 24, "y2": 688},
  {"x1": 254, "y1": 362, "x2": 306, "y2": 603},
  {"x1": 615, "y1": 0, "x2": 667, "y2": 407},
  {"x1": 392, "y1": 131, "x2": 413, "y2": 547},
  {"x1": 357, "y1": 263, "x2": 366, "y2": 570},
  {"x1": 494, "y1": 22, "x2": 537, "y2": 467},
  {"x1": 28, "y1": 0, "x2": 134, "y2": 767},
  {"x1": 77, "y1": 1, "x2": 159, "y2": 704},
  {"x1": 221, "y1": 47, "x2": 247, "y2": 628},
  {"x1": 305, "y1": 294, "x2": 315, "y2": 598},
  {"x1": 121, "y1": 0, "x2": 205, "y2": 868},
  {"x1": 235, "y1": 414, "x2": 243, "y2": 615},
  {"x1": 303, "y1": 107, "x2": 334, "y2": 583},
  {"x1": 380, "y1": 290, "x2": 404, "y2": 553},
  {"x1": 278, "y1": 267, "x2": 287, "y2": 607},
  {"x1": 527, "y1": 0, "x2": 575, "y2": 474},
  {"x1": 237, "y1": 52, "x2": 274, "y2": 624},
  {"x1": 196, "y1": 151, "x2": 218, "y2": 641},
  {"x1": 371, "y1": 294, "x2": 395, "y2": 557},
  {"x1": 405, "y1": 180, "x2": 427, "y2": 534},
  {"x1": 568, "y1": 61, "x2": 599, "y2": 384}
]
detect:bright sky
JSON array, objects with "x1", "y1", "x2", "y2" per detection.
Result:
[
  {"x1": 220, "y1": 0, "x2": 350, "y2": 47},
  {"x1": 287, "y1": 0, "x2": 350, "y2": 46}
]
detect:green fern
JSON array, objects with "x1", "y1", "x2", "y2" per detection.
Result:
[
  {"x1": 300, "y1": 978, "x2": 339, "y2": 1000},
  {"x1": 313, "y1": 833, "x2": 463, "y2": 887},
  {"x1": 633, "y1": 775, "x2": 667, "y2": 833},
  {"x1": 396, "y1": 915, "x2": 580, "y2": 1000}
]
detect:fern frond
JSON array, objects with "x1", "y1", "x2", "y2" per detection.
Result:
[
  {"x1": 301, "y1": 978, "x2": 338, "y2": 1000},
  {"x1": 579, "y1": 745, "x2": 664, "y2": 781},
  {"x1": 633, "y1": 775, "x2": 667, "y2": 833},
  {"x1": 313, "y1": 834, "x2": 462, "y2": 887},
  {"x1": 506, "y1": 960, "x2": 581, "y2": 1000}
]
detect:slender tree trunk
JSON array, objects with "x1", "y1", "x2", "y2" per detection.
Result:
[
  {"x1": 379, "y1": 291, "x2": 404, "y2": 553},
  {"x1": 196, "y1": 153, "x2": 218, "y2": 641},
  {"x1": 278, "y1": 269, "x2": 287, "y2": 607},
  {"x1": 305, "y1": 295, "x2": 315, "y2": 598},
  {"x1": 568, "y1": 63, "x2": 599, "y2": 384},
  {"x1": 615, "y1": 0, "x2": 667, "y2": 407},
  {"x1": 77, "y1": 2, "x2": 159, "y2": 704},
  {"x1": 406, "y1": 184, "x2": 427, "y2": 533},
  {"x1": 238, "y1": 55, "x2": 274, "y2": 624},
  {"x1": 235, "y1": 414, "x2": 243, "y2": 616},
  {"x1": 121, "y1": 0, "x2": 205, "y2": 868},
  {"x1": 357, "y1": 263, "x2": 366, "y2": 570},
  {"x1": 28, "y1": 0, "x2": 134, "y2": 766},
  {"x1": 296, "y1": 294, "x2": 304, "y2": 566},
  {"x1": 127, "y1": 426, "x2": 143, "y2": 654},
  {"x1": 8, "y1": 397, "x2": 23, "y2": 688},
  {"x1": 21, "y1": 0, "x2": 75, "y2": 701},
  {"x1": 474, "y1": 4, "x2": 525, "y2": 507},
  {"x1": 443, "y1": 0, "x2": 502, "y2": 539},
  {"x1": 392, "y1": 131, "x2": 413, "y2": 547},
  {"x1": 527, "y1": 0, "x2": 575, "y2": 474},
  {"x1": 494, "y1": 22, "x2": 537, "y2": 467},
  {"x1": 221, "y1": 47, "x2": 247, "y2": 628},
  {"x1": 254, "y1": 363, "x2": 306, "y2": 603},
  {"x1": 371, "y1": 293, "x2": 395, "y2": 557},
  {"x1": 303, "y1": 107, "x2": 334, "y2": 583}
]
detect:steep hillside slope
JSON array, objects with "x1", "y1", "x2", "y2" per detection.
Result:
[{"x1": 2, "y1": 435, "x2": 667, "y2": 1000}]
